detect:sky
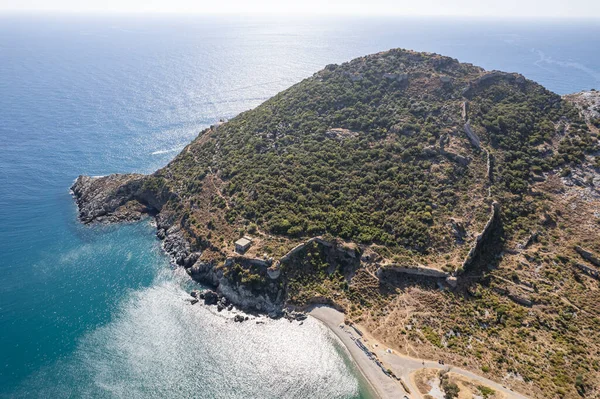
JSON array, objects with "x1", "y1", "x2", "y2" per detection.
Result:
[{"x1": 0, "y1": 0, "x2": 599, "y2": 18}]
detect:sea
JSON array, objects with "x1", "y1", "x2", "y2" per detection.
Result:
[{"x1": 0, "y1": 14, "x2": 599, "y2": 398}]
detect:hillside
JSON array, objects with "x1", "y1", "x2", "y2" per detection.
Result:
[{"x1": 72, "y1": 49, "x2": 600, "y2": 398}]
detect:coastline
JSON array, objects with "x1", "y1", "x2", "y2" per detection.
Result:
[
  {"x1": 71, "y1": 175, "x2": 531, "y2": 399},
  {"x1": 309, "y1": 306, "x2": 530, "y2": 399},
  {"x1": 309, "y1": 306, "x2": 407, "y2": 399}
]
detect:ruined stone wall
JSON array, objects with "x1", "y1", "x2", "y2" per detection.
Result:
[
  {"x1": 278, "y1": 236, "x2": 356, "y2": 265},
  {"x1": 375, "y1": 265, "x2": 449, "y2": 279},
  {"x1": 462, "y1": 71, "x2": 526, "y2": 98},
  {"x1": 575, "y1": 246, "x2": 600, "y2": 267},
  {"x1": 464, "y1": 121, "x2": 481, "y2": 150},
  {"x1": 460, "y1": 201, "x2": 501, "y2": 272},
  {"x1": 574, "y1": 263, "x2": 600, "y2": 279}
]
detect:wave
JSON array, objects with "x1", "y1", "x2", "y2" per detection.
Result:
[{"x1": 151, "y1": 147, "x2": 183, "y2": 156}]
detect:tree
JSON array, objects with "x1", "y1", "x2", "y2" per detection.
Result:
[{"x1": 443, "y1": 382, "x2": 460, "y2": 399}]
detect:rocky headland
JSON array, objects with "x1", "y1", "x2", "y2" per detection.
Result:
[{"x1": 72, "y1": 49, "x2": 600, "y2": 398}]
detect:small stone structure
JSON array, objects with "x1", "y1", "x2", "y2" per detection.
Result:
[
  {"x1": 234, "y1": 236, "x2": 253, "y2": 254},
  {"x1": 211, "y1": 119, "x2": 227, "y2": 131}
]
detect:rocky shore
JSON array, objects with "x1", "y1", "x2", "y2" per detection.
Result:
[
  {"x1": 71, "y1": 174, "x2": 291, "y2": 317},
  {"x1": 70, "y1": 172, "x2": 500, "y2": 318}
]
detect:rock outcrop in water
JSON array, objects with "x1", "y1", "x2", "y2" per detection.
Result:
[{"x1": 71, "y1": 174, "x2": 169, "y2": 223}]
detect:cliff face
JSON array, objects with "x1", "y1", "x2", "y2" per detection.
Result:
[
  {"x1": 72, "y1": 174, "x2": 282, "y2": 313},
  {"x1": 72, "y1": 174, "x2": 144, "y2": 223},
  {"x1": 71, "y1": 174, "x2": 171, "y2": 223},
  {"x1": 72, "y1": 49, "x2": 600, "y2": 398}
]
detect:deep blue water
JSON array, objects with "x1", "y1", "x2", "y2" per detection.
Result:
[{"x1": 0, "y1": 14, "x2": 599, "y2": 398}]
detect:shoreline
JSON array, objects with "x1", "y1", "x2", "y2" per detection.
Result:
[
  {"x1": 71, "y1": 174, "x2": 530, "y2": 399},
  {"x1": 309, "y1": 306, "x2": 407, "y2": 399},
  {"x1": 309, "y1": 305, "x2": 530, "y2": 399}
]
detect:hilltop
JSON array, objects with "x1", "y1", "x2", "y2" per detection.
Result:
[{"x1": 72, "y1": 49, "x2": 600, "y2": 398}]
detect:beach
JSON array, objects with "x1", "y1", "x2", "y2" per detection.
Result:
[
  {"x1": 309, "y1": 306, "x2": 529, "y2": 399},
  {"x1": 309, "y1": 306, "x2": 407, "y2": 399}
]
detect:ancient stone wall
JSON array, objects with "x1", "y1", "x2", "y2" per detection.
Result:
[
  {"x1": 460, "y1": 201, "x2": 501, "y2": 272},
  {"x1": 464, "y1": 121, "x2": 481, "y2": 150},
  {"x1": 375, "y1": 265, "x2": 449, "y2": 279},
  {"x1": 575, "y1": 246, "x2": 600, "y2": 267},
  {"x1": 574, "y1": 262, "x2": 600, "y2": 279}
]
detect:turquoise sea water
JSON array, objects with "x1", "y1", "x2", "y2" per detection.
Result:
[{"x1": 0, "y1": 15, "x2": 599, "y2": 398}]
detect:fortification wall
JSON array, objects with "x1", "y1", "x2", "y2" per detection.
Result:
[
  {"x1": 460, "y1": 201, "x2": 501, "y2": 272},
  {"x1": 375, "y1": 265, "x2": 449, "y2": 279}
]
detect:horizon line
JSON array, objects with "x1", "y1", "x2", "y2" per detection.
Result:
[{"x1": 1, "y1": 10, "x2": 599, "y2": 20}]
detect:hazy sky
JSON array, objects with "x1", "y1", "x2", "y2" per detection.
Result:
[{"x1": 1, "y1": 0, "x2": 599, "y2": 18}]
